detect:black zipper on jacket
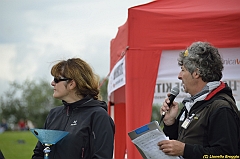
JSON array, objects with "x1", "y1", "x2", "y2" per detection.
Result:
[
  {"x1": 67, "y1": 105, "x2": 70, "y2": 116},
  {"x1": 63, "y1": 106, "x2": 71, "y2": 130},
  {"x1": 52, "y1": 106, "x2": 72, "y2": 159}
]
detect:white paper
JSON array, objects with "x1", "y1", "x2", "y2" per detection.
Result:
[{"x1": 132, "y1": 129, "x2": 179, "y2": 159}]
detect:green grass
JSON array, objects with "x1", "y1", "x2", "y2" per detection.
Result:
[{"x1": 0, "y1": 131, "x2": 38, "y2": 159}]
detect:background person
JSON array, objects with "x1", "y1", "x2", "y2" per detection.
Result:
[
  {"x1": 18, "y1": 118, "x2": 26, "y2": 131},
  {"x1": 0, "y1": 119, "x2": 8, "y2": 133},
  {"x1": 158, "y1": 41, "x2": 240, "y2": 158},
  {"x1": 32, "y1": 58, "x2": 115, "y2": 159}
]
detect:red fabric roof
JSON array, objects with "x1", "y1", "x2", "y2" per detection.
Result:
[{"x1": 128, "y1": 0, "x2": 240, "y2": 50}]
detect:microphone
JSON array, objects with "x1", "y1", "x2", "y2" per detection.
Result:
[{"x1": 159, "y1": 86, "x2": 180, "y2": 124}]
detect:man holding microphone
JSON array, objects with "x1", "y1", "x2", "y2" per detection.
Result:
[{"x1": 158, "y1": 41, "x2": 240, "y2": 159}]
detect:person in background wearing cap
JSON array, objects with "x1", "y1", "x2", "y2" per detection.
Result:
[
  {"x1": 158, "y1": 41, "x2": 240, "y2": 159},
  {"x1": 32, "y1": 58, "x2": 115, "y2": 159}
]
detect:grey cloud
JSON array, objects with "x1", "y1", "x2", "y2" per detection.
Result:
[{"x1": 0, "y1": 0, "x2": 150, "y2": 96}]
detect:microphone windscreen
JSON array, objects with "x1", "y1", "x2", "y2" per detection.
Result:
[{"x1": 171, "y1": 86, "x2": 180, "y2": 96}]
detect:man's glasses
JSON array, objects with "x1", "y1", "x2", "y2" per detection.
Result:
[{"x1": 53, "y1": 77, "x2": 72, "y2": 83}]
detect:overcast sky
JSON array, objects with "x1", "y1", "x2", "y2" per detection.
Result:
[{"x1": 0, "y1": 0, "x2": 151, "y2": 96}]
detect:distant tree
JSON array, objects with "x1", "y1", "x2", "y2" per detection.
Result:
[
  {"x1": 99, "y1": 78, "x2": 108, "y2": 102},
  {"x1": 0, "y1": 79, "x2": 61, "y2": 129},
  {"x1": 151, "y1": 104, "x2": 161, "y2": 122}
]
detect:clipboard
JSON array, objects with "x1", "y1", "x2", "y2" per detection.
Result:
[
  {"x1": 128, "y1": 121, "x2": 161, "y2": 159},
  {"x1": 128, "y1": 121, "x2": 179, "y2": 159}
]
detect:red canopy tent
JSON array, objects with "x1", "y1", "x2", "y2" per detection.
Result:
[{"x1": 109, "y1": 0, "x2": 240, "y2": 158}]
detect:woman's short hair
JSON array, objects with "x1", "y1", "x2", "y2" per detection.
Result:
[{"x1": 51, "y1": 58, "x2": 101, "y2": 100}]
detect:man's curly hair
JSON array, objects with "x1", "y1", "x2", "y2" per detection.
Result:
[{"x1": 178, "y1": 41, "x2": 224, "y2": 82}]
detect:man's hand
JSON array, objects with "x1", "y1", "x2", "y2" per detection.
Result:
[
  {"x1": 157, "y1": 140, "x2": 185, "y2": 156},
  {"x1": 160, "y1": 94, "x2": 179, "y2": 126}
]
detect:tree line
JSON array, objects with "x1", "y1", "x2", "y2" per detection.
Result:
[
  {"x1": 0, "y1": 78, "x2": 160, "y2": 130},
  {"x1": 0, "y1": 79, "x2": 60, "y2": 129}
]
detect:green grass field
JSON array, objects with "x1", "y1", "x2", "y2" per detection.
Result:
[{"x1": 0, "y1": 131, "x2": 38, "y2": 159}]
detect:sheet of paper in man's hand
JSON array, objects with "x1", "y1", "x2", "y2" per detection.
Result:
[{"x1": 132, "y1": 129, "x2": 179, "y2": 159}]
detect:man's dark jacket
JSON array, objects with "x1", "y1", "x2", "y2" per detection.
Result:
[{"x1": 164, "y1": 83, "x2": 240, "y2": 159}]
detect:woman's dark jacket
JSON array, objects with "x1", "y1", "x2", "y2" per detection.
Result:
[
  {"x1": 164, "y1": 83, "x2": 240, "y2": 159},
  {"x1": 32, "y1": 96, "x2": 115, "y2": 159}
]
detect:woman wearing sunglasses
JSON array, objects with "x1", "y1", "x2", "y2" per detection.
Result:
[{"x1": 32, "y1": 58, "x2": 115, "y2": 159}]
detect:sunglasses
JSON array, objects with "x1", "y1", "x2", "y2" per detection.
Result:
[{"x1": 53, "y1": 77, "x2": 72, "y2": 83}]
